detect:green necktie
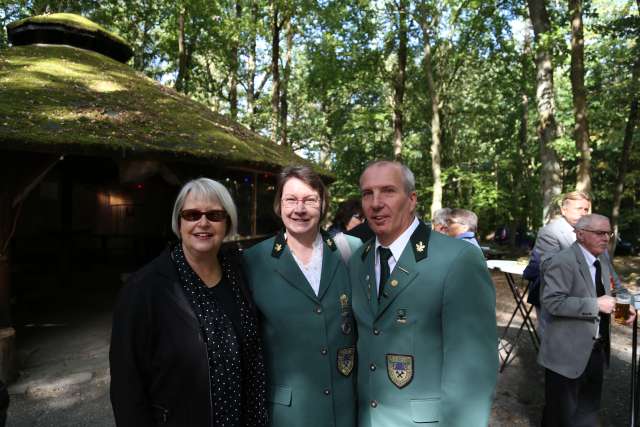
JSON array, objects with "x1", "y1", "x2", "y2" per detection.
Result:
[{"x1": 378, "y1": 247, "x2": 393, "y2": 301}]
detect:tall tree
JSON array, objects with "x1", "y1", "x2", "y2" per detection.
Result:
[
  {"x1": 610, "y1": 0, "x2": 640, "y2": 252},
  {"x1": 270, "y1": 0, "x2": 281, "y2": 142},
  {"x1": 392, "y1": 0, "x2": 408, "y2": 159},
  {"x1": 526, "y1": 0, "x2": 563, "y2": 221},
  {"x1": 569, "y1": 0, "x2": 592, "y2": 192},
  {"x1": 175, "y1": 6, "x2": 192, "y2": 93},
  {"x1": 280, "y1": 9, "x2": 294, "y2": 146},
  {"x1": 228, "y1": 0, "x2": 242, "y2": 120}
]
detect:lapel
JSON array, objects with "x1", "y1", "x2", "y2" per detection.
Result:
[
  {"x1": 155, "y1": 249, "x2": 200, "y2": 325},
  {"x1": 358, "y1": 239, "x2": 377, "y2": 317},
  {"x1": 317, "y1": 230, "x2": 340, "y2": 301},
  {"x1": 572, "y1": 243, "x2": 596, "y2": 298},
  {"x1": 376, "y1": 220, "x2": 430, "y2": 319},
  {"x1": 270, "y1": 229, "x2": 341, "y2": 303}
]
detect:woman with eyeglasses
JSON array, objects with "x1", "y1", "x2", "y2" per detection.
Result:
[
  {"x1": 243, "y1": 165, "x2": 360, "y2": 427},
  {"x1": 110, "y1": 178, "x2": 267, "y2": 427}
]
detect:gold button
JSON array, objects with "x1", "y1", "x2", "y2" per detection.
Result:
[{"x1": 390, "y1": 279, "x2": 398, "y2": 287}]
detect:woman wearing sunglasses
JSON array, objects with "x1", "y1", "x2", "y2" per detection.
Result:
[
  {"x1": 243, "y1": 166, "x2": 360, "y2": 427},
  {"x1": 110, "y1": 178, "x2": 267, "y2": 427}
]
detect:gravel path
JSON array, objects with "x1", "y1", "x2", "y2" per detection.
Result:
[{"x1": 5, "y1": 262, "x2": 639, "y2": 426}]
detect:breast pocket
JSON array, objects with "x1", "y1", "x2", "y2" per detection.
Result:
[
  {"x1": 410, "y1": 398, "x2": 441, "y2": 423},
  {"x1": 268, "y1": 385, "x2": 292, "y2": 406}
]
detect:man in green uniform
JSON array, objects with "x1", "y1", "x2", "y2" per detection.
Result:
[{"x1": 349, "y1": 161, "x2": 498, "y2": 426}]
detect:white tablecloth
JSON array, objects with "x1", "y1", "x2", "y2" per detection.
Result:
[{"x1": 486, "y1": 260, "x2": 526, "y2": 276}]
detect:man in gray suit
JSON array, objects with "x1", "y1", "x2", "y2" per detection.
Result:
[
  {"x1": 539, "y1": 214, "x2": 635, "y2": 427},
  {"x1": 534, "y1": 191, "x2": 591, "y2": 259},
  {"x1": 530, "y1": 191, "x2": 619, "y2": 338}
]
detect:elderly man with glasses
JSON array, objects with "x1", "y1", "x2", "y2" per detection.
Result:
[{"x1": 538, "y1": 214, "x2": 634, "y2": 427}]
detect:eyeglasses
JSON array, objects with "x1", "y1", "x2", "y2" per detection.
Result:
[
  {"x1": 581, "y1": 229, "x2": 614, "y2": 239},
  {"x1": 180, "y1": 209, "x2": 228, "y2": 222},
  {"x1": 282, "y1": 196, "x2": 321, "y2": 209}
]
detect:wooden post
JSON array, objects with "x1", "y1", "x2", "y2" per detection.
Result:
[{"x1": 251, "y1": 172, "x2": 258, "y2": 236}]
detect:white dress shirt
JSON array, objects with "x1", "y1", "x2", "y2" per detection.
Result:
[
  {"x1": 289, "y1": 233, "x2": 324, "y2": 296},
  {"x1": 374, "y1": 216, "x2": 420, "y2": 293}
]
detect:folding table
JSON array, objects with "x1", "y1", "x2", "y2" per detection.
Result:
[{"x1": 488, "y1": 260, "x2": 540, "y2": 372}]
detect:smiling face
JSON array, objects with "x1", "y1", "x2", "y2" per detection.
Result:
[
  {"x1": 179, "y1": 191, "x2": 227, "y2": 259},
  {"x1": 280, "y1": 177, "x2": 322, "y2": 241},
  {"x1": 360, "y1": 163, "x2": 417, "y2": 246}
]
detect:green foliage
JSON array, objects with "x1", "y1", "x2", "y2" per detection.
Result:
[{"x1": 1, "y1": 0, "x2": 638, "y2": 237}]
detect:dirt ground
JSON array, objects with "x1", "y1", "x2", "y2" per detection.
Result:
[{"x1": 4, "y1": 256, "x2": 640, "y2": 426}]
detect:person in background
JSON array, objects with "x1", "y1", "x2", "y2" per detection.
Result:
[
  {"x1": 431, "y1": 207, "x2": 451, "y2": 234},
  {"x1": 350, "y1": 160, "x2": 497, "y2": 426},
  {"x1": 527, "y1": 191, "x2": 620, "y2": 339},
  {"x1": 110, "y1": 178, "x2": 267, "y2": 427},
  {"x1": 446, "y1": 208, "x2": 481, "y2": 248},
  {"x1": 539, "y1": 214, "x2": 634, "y2": 427},
  {"x1": 243, "y1": 165, "x2": 359, "y2": 427},
  {"x1": 328, "y1": 198, "x2": 364, "y2": 236}
]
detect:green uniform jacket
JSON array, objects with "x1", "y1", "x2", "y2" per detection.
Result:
[
  {"x1": 349, "y1": 220, "x2": 498, "y2": 427},
  {"x1": 244, "y1": 230, "x2": 359, "y2": 427}
]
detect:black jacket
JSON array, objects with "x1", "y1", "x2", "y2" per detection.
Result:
[{"x1": 109, "y1": 247, "x2": 266, "y2": 426}]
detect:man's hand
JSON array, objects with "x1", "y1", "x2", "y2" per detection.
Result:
[
  {"x1": 625, "y1": 309, "x2": 637, "y2": 326},
  {"x1": 597, "y1": 295, "x2": 616, "y2": 314}
]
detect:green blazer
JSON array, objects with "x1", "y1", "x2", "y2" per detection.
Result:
[
  {"x1": 349, "y1": 220, "x2": 498, "y2": 427},
  {"x1": 244, "y1": 230, "x2": 359, "y2": 427}
]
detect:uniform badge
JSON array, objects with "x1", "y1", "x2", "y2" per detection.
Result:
[
  {"x1": 390, "y1": 279, "x2": 399, "y2": 287},
  {"x1": 396, "y1": 309, "x2": 407, "y2": 324},
  {"x1": 340, "y1": 294, "x2": 349, "y2": 309},
  {"x1": 386, "y1": 354, "x2": 413, "y2": 388},
  {"x1": 326, "y1": 238, "x2": 334, "y2": 247},
  {"x1": 275, "y1": 243, "x2": 282, "y2": 252},
  {"x1": 337, "y1": 346, "x2": 356, "y2": 376},
  {"x1": 415, "y1": 241, "x2": 426, "y2": 253}
]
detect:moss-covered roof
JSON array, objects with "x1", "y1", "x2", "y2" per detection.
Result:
[
  {"x1": 7, "y1": 13, "x2": 129, "y2": 47},
  {"x1": 0, "y1": 44, "x2": 328, "y2": 176}
]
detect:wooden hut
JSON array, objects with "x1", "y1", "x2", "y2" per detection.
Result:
[{"x1": 0, "y1": 13, "x2": 328, "y2": 381}]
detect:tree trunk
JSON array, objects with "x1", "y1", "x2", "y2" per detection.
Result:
[
  {"x1": 610, "y1": 51, "x2": 640, "y2": 253},
  {"x1": 247, "y1": 1, "x2": 259, "y2": 130},
  {"x1": 175, "y1": 8, "x2": 189, "y2": 93},
  {"x1": 420, "y1": 21, "x2": 443, "y2": 216},
  {"x1": 280, "y1": 12, "x2": 293, "y2": 146},
  {"x1": 228, "y1": 0, "x2": 242, "y2": 120},
  {"x1": 517, "y1": 28, "x2": 532, "y2": 230},
  {"x1": 526, "y1": 0, "x2": 563, "y2": 221},
  {"x1": 392, "y1": 0, "x2": 408, "y2": 160},
  {"x1": 569, "y1": 0, "x2": 592, "y2": 192},
  {"x1": 270, "y1": 0, "x2": 281, "y2": 143}
]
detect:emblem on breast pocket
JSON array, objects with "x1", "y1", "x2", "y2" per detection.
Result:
[
  {"x1": 337, "y1": 346, "x2": 356, "y2": 377},
  {"x1": 386, "y1": 354, "x2": 414, "y2": 388}
]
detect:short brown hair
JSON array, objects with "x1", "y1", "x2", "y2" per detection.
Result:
[
  {"x1": 561, "y1": 191, "x2": 591, "y2": 207},
  {"x1": 273, "y1": 165, "x2": 330, "y2": 222}
]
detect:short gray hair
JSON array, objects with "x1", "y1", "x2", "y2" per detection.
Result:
[
  {"x1": 360, "y1": 160, "x2": 416, "y2": 194},
  {"x1": 574, "y1": 213, "x2": 609, "y2": 231},
  {"x1": 448, "y1": 208, "x2": 478, "y2": 232},
  {"x1": 171, "y1": 178, "x2": 238, "y2": 240},
  {"x1": 432, "y1": 208, "x2": 451, "y2": 226}
]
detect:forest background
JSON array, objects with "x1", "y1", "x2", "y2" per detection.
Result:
[{"x1": 1, "y1": 0, "x2": 638, "y2": 249}]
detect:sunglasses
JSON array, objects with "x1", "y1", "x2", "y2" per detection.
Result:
[{"x1": 180, "y1": 209, "x2": 228, "y2": 222}]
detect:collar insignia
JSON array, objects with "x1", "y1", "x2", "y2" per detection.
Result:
[
  {"x1": 361, "y1": 241, "x2": 373, "y2": 261},
  {"x1": 409, "y1": 220, "x2": 430, "y2": 262},
  {"x1": 320, "y1": 229, "x2": 337, "y2": 252},
  {"x1": 271, "y1": 230, "x2": 287, "y2": 258}
]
